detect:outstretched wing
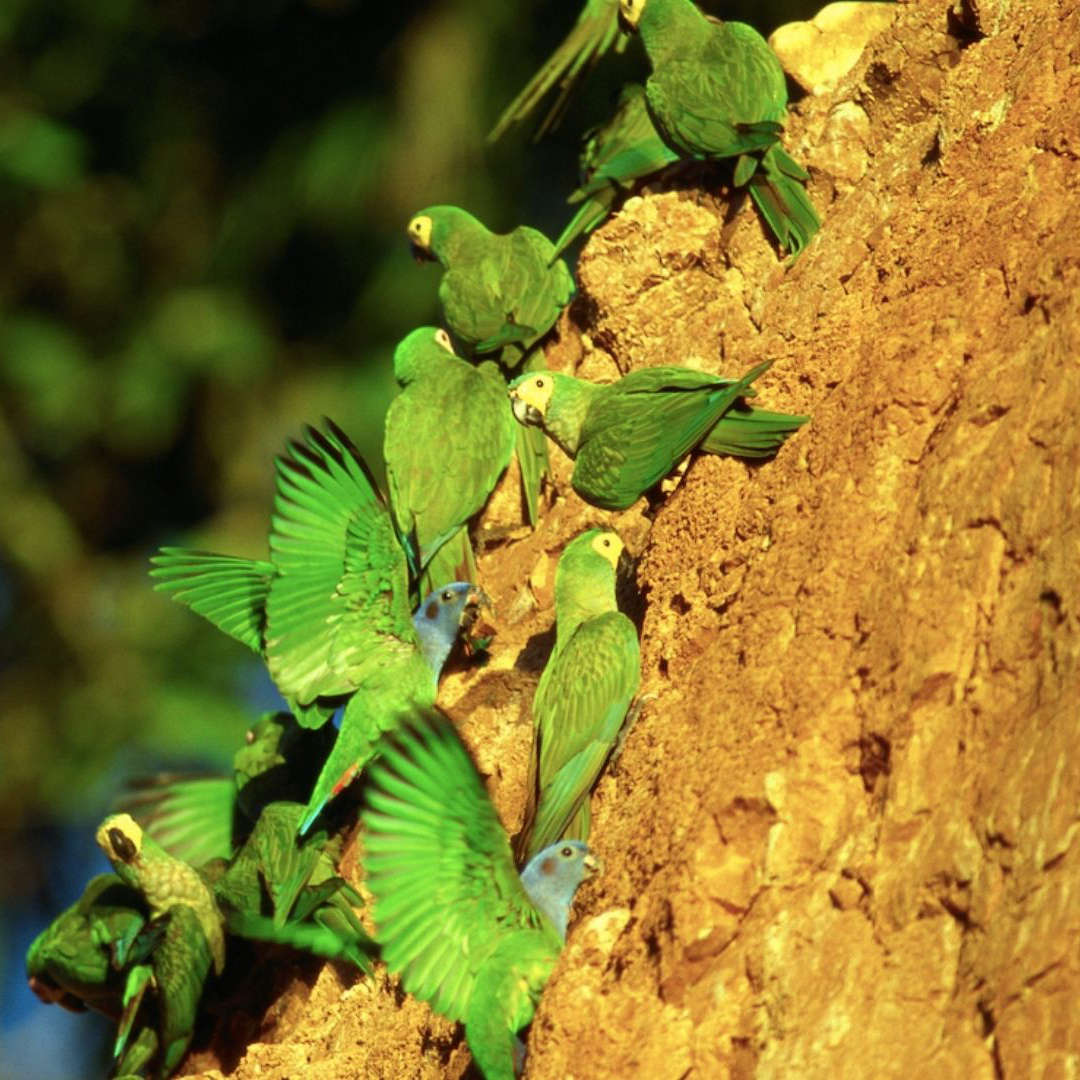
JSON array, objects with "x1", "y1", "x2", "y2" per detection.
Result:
[
  {"x1": 117, "y1": 775, "x2": 237, "y2": 868},
  {"x1": 150, "y1": 550, "x2": 273, "y2": 653},
  {"x1": 264, "y1": 421, "x2": 416, "y2": 706},
  {"x1": 364, "y1": 711, "x2": 551, "y2": 1024}
]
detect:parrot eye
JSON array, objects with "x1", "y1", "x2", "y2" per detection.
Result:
[
  {"x1": 441, "y1": 589, "x2": 455, "y2": 602},
  {"x1": 561, "y1": 845, "x2": 574, "y2": 858},
  {"x1": 108, "y1": 828, "x2": 137, "y2": 863},
  {"x1": 602, "y1": 538, "x2": 611, "y2": 547},
  {"x1": 535, "y1": 378, "x2": 545, "y2": 388}
]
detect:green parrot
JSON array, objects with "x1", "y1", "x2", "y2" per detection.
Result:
[
  {"x1": 406, "y1": 206, "x2": 575, "y2": 525},
  {"x1": 26, "y1": 872, "x2": 148, "y2": 1019},
  {"x1": 149, "y1": 421, "x2": 484, "y2": 834},
  {"x1": 384, "y1": 327, "x2": 515, "y2": 595},
  {"x1": 552, "y1": 83, "x2": 680, "y2": 260},
  {"x1": 508, "y1": 360, "x2": 807, "y2": 511},
  {"x1": 364, "y1": 711, "x2": 599, "y2": 1080},
  {"x1": 213, "y1": 801, "x2": 373, "y2": 971},
  {"x1": 515, "y1": 528, "x2": 640, "y2": 863},
  {"x1": 619, "y1": 0, "x2": 821, "y2": 256},
  {"x1": 96, "y1": 813, "x2": 224, "y2": 1078},
  {"x1": 118, "y1": 712, "x2": 337, "y2": 869},
  {"x1": 488, "y1": 0, "x2": 628, "y2": 142}
]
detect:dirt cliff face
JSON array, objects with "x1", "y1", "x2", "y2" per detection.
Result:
[{"x1": 180, "y1": 0, "x2": 1080, "y2": 1076}]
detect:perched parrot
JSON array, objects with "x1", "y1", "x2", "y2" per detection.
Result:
[
  {"x1": 487, "y1": 0, "x2": 628, "y2": 143},
  {"x1": 406, "y1": 206, "x2": 575, "y2": 525},
  {"x1": 508, "y1": 360, "x2": 807, "y2": 511},
  {"x1": 118, "y1": 712, "x2": 338, "y2": 869},
  {"x1": 552, "y1": 83, "x2": 680, "y2": 260},
  {"x1": 384, "y1": 327, "x2": 515, "y2": 595},
  {"x1": 26, "y1": 872, "x2": 148, "y2": 1018},
  {"x1": 515, "y1": 528, "x2": 639, "y2": 863},
  {"x1": 619, "y1": 0, "x2": 821, "y2": 256},
  {"x1": 213, "y1": 801, "x2": 373, "y2": 971},
  {"x1": 96, "y1": 814, "x2": 224, "y2": 1078},
  {"x1": 149, "y1": 421, "x2": 485, "y2": 834},
  {"x1": 364, "y1": 711, "x2": 599, "y2": 1080},
  {"x1": 26, "y1": 873, "x2": 161, "y2": 1077}
]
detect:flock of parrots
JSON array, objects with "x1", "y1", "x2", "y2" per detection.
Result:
[{"x1": 25, "y1": 2, "x2": 818, "y2": 1077}]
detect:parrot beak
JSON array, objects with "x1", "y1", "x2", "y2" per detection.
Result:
[
  {"x1": 462, "y1": 588, "x2": 497, "y2": 653},
  {"x1": 410, "y1": 242, "x2": 436, "y2": 264},
  {"x1": 510, "y1": 394, "x2": 542, "y2": 427},
  {"x1": 583, "y1": 851, "x2": 602, "y2": 877}
]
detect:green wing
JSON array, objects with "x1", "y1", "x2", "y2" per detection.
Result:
[
  {"x1": 264, "y1": 421, "x2": 417, "y2": 707},
  {"x1": 385, "y1": 357, "x2": 514, "y2": 582},
  {"x1": 151, "y1": 905, "x2": 214, "y2": 1078},
  {"x1": 117, "y1": 775, "x2": 237, "y2": 868},
  {"x1": 519, "y1": 612, "x2": 640, "y2": 861},
  {"x1": 572, "y1": 362, "x2": 770, "y2": 509},
  {"x1": 364, "y1": 712, "x2": 553, "y2": 1024},
  {"x1": 487, "y1": 0, "x2": 626, "y2": 142},
  {"x1": 747, "y1": 143, "x2": 821, "y2": 257},
  {"x1": 149, "y1": 549, "x2": 273, "y2": 653}
]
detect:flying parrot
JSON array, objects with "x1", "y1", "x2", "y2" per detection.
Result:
[
  {"x1": 487, "y1": 0, "x2": 628, "y2": 143},
  {"x1": 406, "y1": 205, "x2": 575, "y2": 525},
  {"x1": 515, "y1": 528, "x2": 640, "y2": 863},
  {"x1": 552, "y1": 83, "x2": 680, "y2": 260},
  {"x1": 96, "y1": 813, "x2": 224, "y2": 1078},
  {"x1": 364, "y1": 711, "x2": 599, "y2": 1080},
  {"x1": 384, "y1": 327, "x2": 515, "y2": 595},
  {"x1": 619, "y1": 0, "x2": 821, "y2": 256},
  {"x1": 149, "y1": 421, "x2": 485, "y2": 834},
  {"x1": 508, "y1": 360, "x2": 807, "y2": 511},
  {"x1": 26, "y1": 873, "x2": 161, "y2": 1077}
]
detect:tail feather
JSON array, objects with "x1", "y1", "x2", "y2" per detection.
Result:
[
  {"x1": 551, "y1": 190, "x2": 618, "y2": 261},
  {"x1": 701, "y1": 406, "x2": 809, "y2": 458},
  {"x1": 747, "y1": 145, "x2": 821, "y2": 257}
]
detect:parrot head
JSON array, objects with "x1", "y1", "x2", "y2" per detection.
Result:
[
  {"x1": 95, "y1": 814, "x2": 144, "y2": 873},
  {"x1": 406, "y1": 213, "x2": 436, "y2": 262},
  {"x1": 519, "y1": 839, "x2": 601, "y2": 940},
  {"x1": 618, "y1": 0, "x2": 647, "y2": 33},
  {"x1": 507, "y1": 372, "x2": 554, "y2": 427},
  {"x1": 413, "y1": 583, "x2": 491, "y2": 675}
]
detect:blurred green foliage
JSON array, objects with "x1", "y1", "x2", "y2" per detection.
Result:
[{"x1": 0, "y1": 0, "x2": 820, "y2": 1073}]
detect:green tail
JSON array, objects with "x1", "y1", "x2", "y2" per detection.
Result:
[
  {"x1": 700, "y1": 406, "x2": 809, "y2": 458},
  {"x1": 551, "y1": 189, "x2": 618, "y2": 261},
  {"x1": 421, "y1": 526, "x2": 476, "y2": 597},
  {"x1": 517, "y1": 350, "x2": 550, "y2": 525},
  {"x1": 746, "y1": 144, "x2": 821, "y2": 258}
]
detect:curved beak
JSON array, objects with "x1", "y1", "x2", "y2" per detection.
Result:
[
  {"x1": 410, "y1": 243, "x2": 436, "y2": 264},
  {"x1": 583, "y1": 851, "x2": 602, "y2": 877},
  {"x1": 510, "y1": 393, "x2": 542, "y2": 427}
]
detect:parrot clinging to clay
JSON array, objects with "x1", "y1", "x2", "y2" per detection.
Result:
[
  {"x1": 508, "y1": 360, "x2": 807, "y2": 511},
  {"x1": 619, "y1": 0, "x2": 820, "y2": 256},
  {"x1": 149, "y1": 421, "x2": 484, "y2": 835},
  {"x1": 96, "y1": 813, "x2": 224, "y2": 1078},
  {"x1": 552, "y1": 82, "x2": 680, "y2": 260},
  {"x1": 515, "y1": 528, "x2": 640, "y2": 863},
  {"x1": 364, "y1": 711, "x2": 599, "y2": 1080},
  {"x1": 487, "y1": 0, "x2": 628, "y2": 143},
  {"x1": 406, "y1": 205, "x2": 575, "y2": 524},
  {"x1": 384, "y1": 327, "x2": 515, "y2": 595}
]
